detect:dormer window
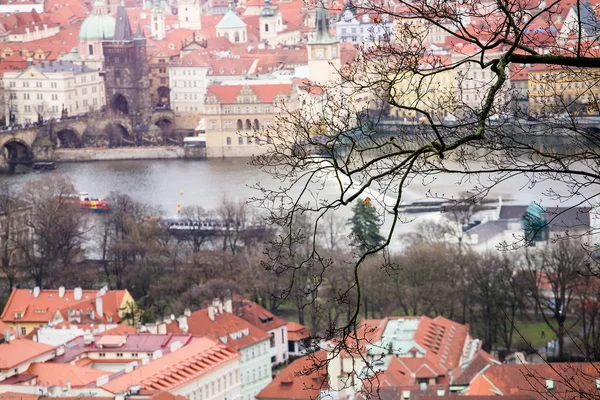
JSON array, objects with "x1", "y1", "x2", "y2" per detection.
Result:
[{"x1": 15, "y1": 313, "x2": 22, "y2": 319}]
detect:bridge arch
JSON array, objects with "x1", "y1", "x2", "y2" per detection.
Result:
[
  {"x1": 3, "y1": 139, "x2": 33, "y2": 170},
  {"x1": 111, "y1": 94, "x2": 129, "y2": 115},
  {"x1": 155, "y1": 117, "x2": 174, "y2": 141},
  {"x1": 55, "y1": 128, "x2": 82, "y2": 148},
  {"x1": 104, "y1": 122, "x2": 133, "y2": 147}
]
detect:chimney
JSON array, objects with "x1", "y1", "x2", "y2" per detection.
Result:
[
  {"x1": 177, "y1": 316, "x2": 188, "y2": 332},
  {"x1": 95, "y1": 296, "x2": 103, "y2": 318},
  {"x1": 184, "y1": 308, "x2": 191, "y2": 317},
  {"x1": 212, "y1": 298, "x2": 223, "y2": 314},
  {"x1": 157, "y1": 322, "x2": 166, "y2": 335},
  {"x1": 152, "y1": 349, "x2": 162, "y2": 360},
  {"x1": 58, "y1": 286, "x2": 65, "y2": 298},
  {"x1": 33, "y1": 286, "x2": 40, "y2": 298},
  {"x1": 74, "y1": 287, "x2": 82, "y2": 301},
  {"x1": 224, "y1": 298, "x2": 232, "y2": 314},
  {"x1": 208, "y1": 306, "x2": 215, "y2": 321},
  {"x1": 4, "y1": 329, "x2": 11, "y2": 343}
]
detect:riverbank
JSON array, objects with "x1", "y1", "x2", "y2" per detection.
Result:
[{"x1": 53, "y1": 146, "x2": 205, "y2": 162}]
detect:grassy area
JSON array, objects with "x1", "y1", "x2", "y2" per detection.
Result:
[
  {"x1": 512, "y1": 317, "x2": 580, "y2": 349},
  {"x1": 275, "y1": 300, "x2": 299, "y2": 324}
]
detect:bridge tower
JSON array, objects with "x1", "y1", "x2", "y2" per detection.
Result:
[{"x1": 102, "y1": 6, "x2": 152, "y2": 125}]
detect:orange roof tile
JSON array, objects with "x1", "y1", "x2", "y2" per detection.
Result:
[
  {"x1": 0, "y1": 393, "x2": 113, "y2": 400},
  {"x1": 1, "y1": 288, "x2": 130, "y2": 325},
  {"x1": 0, "y1": 338, "x2": 55, "y2": 370},
  {"x1": 287, "y1": 322, "x2": 310, "y2": 342},
  {"x1": 27, "y1": 363, "x2": 107, "y2": 387},
  {"x1": 257, "y1": 351, "x2": 328, "y2": 400},
  {"x1": 207, "y1": 83, "x2": 293, "y2": 104},
  {"x1": 234, "y1": 298, "x2": 287, "y2": 331},
  {"x1": 185, "y1": 307, "x2": 270, "y2": 351},
  {"x1": 101, "y1": 337, "x2": 240, "y2": 394},
  {"x1": 465, "y1": 363, "x2": 600, "y2": 398}
]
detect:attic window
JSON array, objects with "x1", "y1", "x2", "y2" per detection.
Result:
[
  {"x1": 281, "y1": 381, "x2": 292, "y2": 386},
  {"x1": 596, "y1": 379, "x2": 600, "y2": 390},
  {"x1": 546, "y1": 379, "x2": 554, "y2": 391}
]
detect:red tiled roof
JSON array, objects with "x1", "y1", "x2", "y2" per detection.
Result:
[
  {"x1": 287, "y1": 322, "x2": 309, "y2": 342},
  {"x1": 185, "y1": 308, "x2": 270, "y2": 351},
  {"x1": 0, "y1": 288, "x2": 130, "y2": 324},
  {"x1": 465, "y1": 362, "x2": 600, "y2": 397},
  {"x1": 257, "y1": 351, "x2": 328, "y2": 400},
  {"x1": 0, "y1": 339, "x2": 55, "y2": 370},
  {"x1": 207, "y1": 83, "x2": 293, "y2": 104},
  {"x1": 53, "y1": 333, "x2": 196, "y2": 363},
  {"x1": 234, "y1": 298, "x2": 287, "y2": 332},
  {"x1": 0, "y1": 393, "x2": 113, "y2": 400},
  {"x1": 27, "y1": 363, "x2": 107, "y2": 387},
  {"x1": 101, "y1": 337, "x2": 240, "y2": 394}
]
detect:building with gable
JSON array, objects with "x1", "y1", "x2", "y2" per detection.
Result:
[
  {"x1": 256, "y1": 350, "x2": 327, "y2": 400},
  {"x1": 0, "y1": 338, "x2": 58, "y2": 381},
  {"x1": 463, "y1": 362, "x2": 600, "y2": 398},
  {"x1": 168, "y1": 53, "x2": 258, "y2": 128},
  {"x1": 335, "y1": 0, "x2": 392, "y2": 44},
  {"x1": 0, "y1": 287, "x2": 134, "y2": 335},
  {"x1": 0, "y1": 10, "x2": 60, "y2": 43},
  {"x1": 201, "y1": 81, "x2": 296, "y2": 157},
  {"x1": 0, "y1": 334, "x2": 241, "y2": 400},
  {"x1": 233, "y1": 298, "x2": 289, "y2": 366},
  {"x1": 216, "y1": 0, "x2": 247, "y2": 43},
  {"x1": 169, "y1": 298, "x2": 272, "y2": 400},
  {"x1": 324, "y1": 316, "x2": 481, "y2": 399},
  {"x1": 2, "y1": 60, "x2": 105, "y2": 126}
]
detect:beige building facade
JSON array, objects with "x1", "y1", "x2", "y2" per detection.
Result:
[{"x1": 201, "y1": 83, "x2": 296, "y2": 157}]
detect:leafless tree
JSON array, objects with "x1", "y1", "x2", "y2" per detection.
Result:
[{"x1": 18, "y1": 176, "x2": 87, "y2": 287}]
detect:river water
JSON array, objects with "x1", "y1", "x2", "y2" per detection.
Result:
[{"x1": 2, "y1": 158, "x2": 597, "y2": 246}]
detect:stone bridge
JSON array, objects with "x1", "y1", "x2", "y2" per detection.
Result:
[{"x1": 0, "y1": 110, "x2": 175, "y2": 171}]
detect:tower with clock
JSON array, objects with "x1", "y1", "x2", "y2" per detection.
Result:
[{"x1": 307, "y1": 0, "x2": 341, "y2": 84}]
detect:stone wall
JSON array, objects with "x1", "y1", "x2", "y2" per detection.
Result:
[{"x1": 54, "y1": 146, "x2": 192, "y2": 161}]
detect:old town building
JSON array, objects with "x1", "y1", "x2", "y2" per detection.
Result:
[
  {"x1": 201, "y1": 82, "x2": 295, "y2": 157},
  {"x1": 3, "y1": 60, "x2": 105, "y2": 126}
]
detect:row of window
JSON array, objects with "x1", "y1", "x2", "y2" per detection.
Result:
[
  {"x1": 225, "y1": 136, "x2": 272, "y2": 145},
  {"x1": 216, "y1": 119, "x2": 272, "y2": 130},
  {"x1": 19, "y1": 98, "x2": 98, "y2": 113},
  {"x1": 9, "y1": 87, "x2": 98, "y2": 99},
  {"x1": 9, "y1": 75, "x2": 96, "y2": 88},
  {"x1": 185, "y1": 371, "x2": 239, "y2": 400}
]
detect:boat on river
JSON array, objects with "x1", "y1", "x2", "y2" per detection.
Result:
[{"x1": 77, "y1": 192, "x2": 110, "y2": 213}]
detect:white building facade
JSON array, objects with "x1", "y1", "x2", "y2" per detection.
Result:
[{"x1": 3, "y1": 61, "x2": 105, "y2": 126}]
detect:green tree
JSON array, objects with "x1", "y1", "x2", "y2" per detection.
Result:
[{"x1": 348, "y1": 199, "x2": 383, "y2": 253}]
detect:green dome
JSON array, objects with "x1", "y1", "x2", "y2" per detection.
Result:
[{"x1": 79, "y1": 12, "x2": 116, "y2": 40}]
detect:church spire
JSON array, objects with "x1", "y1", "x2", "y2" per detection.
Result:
[
  {"x1": 114, "y1": 6, "x2": 133, "y2": 40},
  {"x1": 311, "y1": 0, "x2": 336, "y2": 44},
  {"x1": 261, "y1": 0, "x2": 274, "y2": 16}
]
